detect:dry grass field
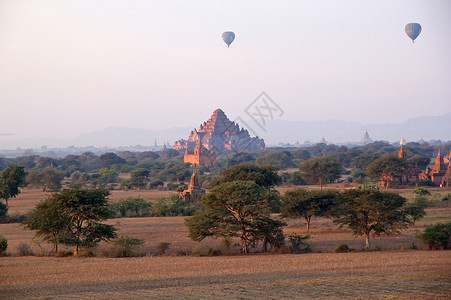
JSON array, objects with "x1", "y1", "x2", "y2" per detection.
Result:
[
  {"x1": 1, "y1": 251, "x2": 450, "y2": 299},
  {"x1": 1, "y1": 187, "x2": 450, "y2": 299}
]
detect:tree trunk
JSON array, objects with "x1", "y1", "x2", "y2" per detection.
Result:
[
  {"x1": 365, "y1": 233, "x2": 370, "y2": 249},
  {"x1": 241, "y1": 236, "x2": 248, "y2": 254}
]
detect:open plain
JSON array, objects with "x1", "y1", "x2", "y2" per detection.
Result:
[{"x1": 1, "y1": 188, "x2": 451, "y2": 299}]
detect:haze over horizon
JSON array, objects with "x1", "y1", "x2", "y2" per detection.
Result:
[{"x1": 1, "y1": 1, "x2": 451, "y2": 149}]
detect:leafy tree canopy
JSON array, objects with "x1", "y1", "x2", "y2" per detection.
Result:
[
  {"x1": 281, "y1": 188, "x2": 338, "y2": 231},
  {"x1": 299, "y1": 156, "x2": 342, "y2": 189},
  {"x1": 186, "y1": 180, "x2": 284, "y2": 253},
  {"x1": 332, "y1": 189, "x2": 411, "y2": 249},
  {"x1": 24, "y1": 189, "x2": 116, "y2": 256},
  {"x1": 216, "y1": 164, "x2": 282, "y2": 190},
  {"x1": 0, "y1": 164, "x2": 26, "y2": 206}
]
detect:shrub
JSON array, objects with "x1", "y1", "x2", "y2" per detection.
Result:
[
  {"x1": 52, "y1": 251, "x2": 73, "y2": 257},
  {"x1": 149, "y1": 180, "x2": 164, "y2": 189},
  {"x1": 156, "y1": 241, "x2": 170, "y2": 255},
  {"x1": 17, "y1": 243, "x2": 34, "y2": 256},
  {"x1": 288, "y1": 234, "x2": 311, "y2": 253},
  {"x1": 110, "y1": 236, "x2": 144, "y2": 257},
  {"x1": 190, "y1": 245, "x2": 214, "y2": 257},
  {"x1": 413, "y1": 187, "x2": 431, "y2": 196},
  {"x1": 0, "y1": 202, "x2": 8, "y2": 217},
  {"x1": 335, "y1": 244, "x2": 352, "y2": 253},
  {"x1": 417, "y1": 222, "x2": 451, "y2": 250},
  {"x1": 151, "y1": 196, "x2": 198, "y2": 217},
  {"x1": 111, "y1": 197, "x2": 152, "y2": 218},
  {"x1": 0, "y1": 235, "x2": 7, "y2": 256}
]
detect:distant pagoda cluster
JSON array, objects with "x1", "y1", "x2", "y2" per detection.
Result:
[{"x1": 174, "y1": 109, "x2": 265, "y2": 167}]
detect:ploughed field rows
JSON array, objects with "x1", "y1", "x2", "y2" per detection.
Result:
[{"x1": 1, "y1": 251, "x2": 450, "y2": 299}]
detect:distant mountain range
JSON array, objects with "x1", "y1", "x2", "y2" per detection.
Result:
[
  {"x1": 72, "y1": 113, "x2": 450, "y2": 148},
  {"x1": 262, "y1": 113, "x2": 451, "y2": 145},
  {"x1": 1, "y1": 113, "x2": 450, "y2": 154}
]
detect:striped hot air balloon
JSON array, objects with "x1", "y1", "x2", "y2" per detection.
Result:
[
  {"x1": 222, "y1": 31, "x2": 235, "y2": 48},
  {"x1": 405, "y1": 23, "x2": 422, "y2": 43}
]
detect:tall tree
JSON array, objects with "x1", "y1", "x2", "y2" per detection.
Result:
[
  {"x1": 281, "y1": 188, "x2": 337, "y2": 231},
  {"x1": 299, "y1": 157, "x2": 342, "y2": 189},
  {"x1": 366, "y1": 154, "x2": 408, "y2": 188},
  {"x1": 24, "y1": 189, "x2": 116, "y2": 256},
  {"x1": 130, "y1": 168, "x2": 150, "y2": 190},
  {"x1": 23, "y1": 197, "x2": 71, "y2": 254},
  {"x1": 0, "y1": 164, "x2": 26, "y2": 206},
  {"x1": 332, "y1": 189, "x2": 412, "y2": 249},
  {"x1": 186, "y1": 181, "x2": 283, "y2": 253}
]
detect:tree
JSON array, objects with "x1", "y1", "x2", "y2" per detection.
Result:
[
  {"x1": 69, "y1": 171, "x2": 90, "y2": 189},
  {"x1": 0, "y1": 164, "x2": 26, "y2": 206},
  {"x1": 130, "y1": 168, "x2": 150, "y2": 190},
  {"x1": 40, "y1": 167, "x2": 66, "y2": 192},
  {"x1": 281, "y1": 188, "x2": 337, "y2": 231},
  {"x1": 24, "y1": 189, "x2": 116, "y2": 256},
  {"x1": 185, "y1": 181, "x2": 282, "y2": 254},
  {"x1": 26, "y1": 167, "x2": 65, "y2": 192},
  {"x1": 299, "y1": 157, "x2": 342, "y2": 189},
  {"x1": 332, "y1": 189, "x2": 412, "y2": 249},
  {"x1": 110, "y1": 236, "x2": 144, "y2": 257},
  {"x1": 99, "y1": 152, "x2": 126, "y2": 168},
  {"x1": 216, "y1": 164, "x2": 282, "y2": 190},
  {"x1": 23, "y1": 196, "x2": 71, "y2": 254},
  {"x1": 256, "y1": 150, "x2": 294, "y2": 170},
  {"x1": 366, "y1": 154, "x2": 408, "y2": 189}
]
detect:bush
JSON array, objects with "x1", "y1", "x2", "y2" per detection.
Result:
[
  {"x1": 52, "y1": 251, "x2": 73, "y2": 257},
  {"x1": 17, "y1": 243, "x2": 34, "y2": 256},
  {"x1": 156, "y1": 241, "x2": 170, "y2": 255},
  {"x1": 0, "y1": 235, "x2": 7, "y2": 256},
  {"x1": 190, "y1": 245, "x2": 215, "y2": 256},
  {"x1": 111, "y1": 197, "x2": 152, "y2": 218},
  {"x1": 149, "y1": 180, "x2": 164, "y2": 189},
  {"x1": 167, "y1": 183, "x2": 185, "y2": 191},
  {"x1": 288, "y1": 234, "x2": 311, "y2": 253},
  {"x1": 151, "y1": 196, "x2": 198, "y2": 217},
  {"x1": 0, "y1": 202, "x2": 8, "y2": 217},
  {"x1": 335, "y1": 244, "x2": 352, "y2": 253},
  {"x1": 110, "y1": 236, "x2": 144, "y2": 257},
  {"x1": 417, "y1": 222, "x2": 451, "y2": 250},
  {"x1": 413, "y1": 187, "x2": 431, "y2": 196}
]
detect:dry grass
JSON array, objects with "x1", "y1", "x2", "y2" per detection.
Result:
[
  {"x1": 1, "y1": 187, "x2": 451, "y2": 299},
  {"x1": 6, "y1": 188, "x2": 177, "y2": 215},
  {"x1": 1, "y1": 251, "x2": 450, "y2": 299}
]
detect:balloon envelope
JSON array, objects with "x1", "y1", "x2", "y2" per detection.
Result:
[
  {"x1": 222, "y1": 31, "x2": 235, "y2": 47},
  {"x1": 405, "y1": 23, "x2": 422, "y2": 42}
]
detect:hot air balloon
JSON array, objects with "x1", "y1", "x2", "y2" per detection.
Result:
[
  {"x1": 222, "y1": 31, "x2": 235, "y2": 48},
  {"x1": 405, "y1": 23, "x2": 422, "y2": 43}
]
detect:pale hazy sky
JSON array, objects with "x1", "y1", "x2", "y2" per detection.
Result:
[{"x1": 1, "y1": 1, "x2": 450, "y2": 148}]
